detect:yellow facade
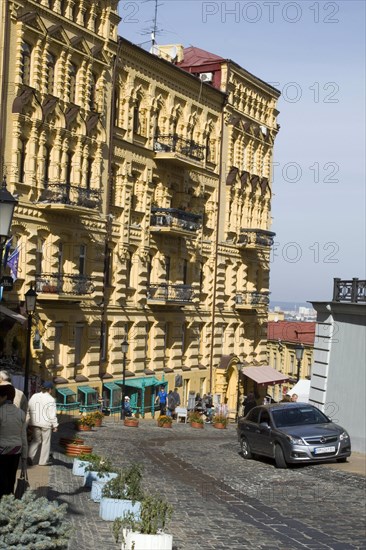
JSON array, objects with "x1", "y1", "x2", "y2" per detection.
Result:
[{"x1": 0, "y1": 0, "x2": 280, "y2": 415}]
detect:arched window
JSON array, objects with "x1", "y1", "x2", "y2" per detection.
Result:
[
  {"x1": 21, "y1": 42, "x2": 32, "y2": 85},
  {"x1": 86, "y1": 158, "x2": 93, "y2": 190},
  {"x1": 133, "y1": 99, "x2": 141, "y2": 134},
  {"x1": 89, "y1": 72, "x2": 97, "y2": 111},
  {"x1": 69, "y1": 63, "x2": 77, "y2": 103},
  {"x1": 47, "y1": 53, "x2": 56, "y2": 95}
]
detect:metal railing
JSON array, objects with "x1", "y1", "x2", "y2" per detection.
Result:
[
  {"x1": 154, "y1": 134, "x2": 206, "y2": 161},
  {"x1": 151, "y1": 208, "x2": 202, "y2": 232},
  {"x1": 37, "y1": 181, "x2": 101, "y2": 209},
  {"x1": 238, "y1": 229, "x2": 275, "y2": 247},
  {"x1": 147, "y1": 283, "x2": 194, "y2": 303},
  {"x1": 333, "y1": 278, "x2": 366, "y2": 303},
  {"x1": 235, "y1": 291, "x2": 270, "y2": 306},
  {"x1": 35, "y1": 273, "x2": 94, "y2": 296}
]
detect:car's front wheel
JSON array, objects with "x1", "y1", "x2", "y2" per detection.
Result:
[
  {"x1": 274, "y1": 444, "x2": 287, "y2": 469},
  {"x1": 336, "y1": 457, "x2": 348, "y2": 463},
  {"x1": 240, "y1": 436, "x2": 252, "y2": 459}
]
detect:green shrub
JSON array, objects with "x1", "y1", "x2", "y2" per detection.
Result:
[
  {"x1": 0, "y1": 490, "x2": 70, "y2": 549},
  {"x1": 102, "y1": 463, "x2": 144, "y2": 503}
]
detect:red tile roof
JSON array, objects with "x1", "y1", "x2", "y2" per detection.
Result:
[
  {"x1": 178, "y1": 46, "x2": 225, "y2": 69},
  {"x1": 267, "y1": 321, "x2": 316, "y2": 346}
]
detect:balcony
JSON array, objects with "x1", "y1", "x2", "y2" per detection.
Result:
[
  {"x1": 150, "y1": 208, "x2": 202, "y2": 237},
  {"x1": 333, "y1": 278, "x2": 366, "y2": 303},
  {"x1": 147, "y1": 283, "x2": 194, "y2": 305},
  {"x1": 35, "y1": 273, "x2": 95, "y2": 300},
  {"x1": 235, "y1": 291, "x2": 270, "y2": 311},
  {"x1": 154, "y1": 134, "x2": 206, "y2": 167},
  {"x1": 37, "y1": 181, "x2": 101, "y2": 211},
  {"x1": 238, "y1": 229, "x2": 275, "y2": 249}
]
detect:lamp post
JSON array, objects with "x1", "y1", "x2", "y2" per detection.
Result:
[
  {"x1": 24, "y1": 285, "x2": 37, "y2": 398},
  {"x1": 120, "y1": 339, "x2": 129, "y2": 420},
  {"x1": 236, "y1": 362, "x2": 244, "y2": 421},
  {"x1": 0, "y1": 175, "x2": 18, "y2": 281},
  {"x1": 295, "y1": 344, "x2": 304, "y2": 382}
]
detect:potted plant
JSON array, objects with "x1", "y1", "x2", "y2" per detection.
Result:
[
  {"x1": 157, "y1": 415, "x2": 173, "y2": 428},
  {"x1": 91, "y1": 410, "x2": 104, "y2": 427},
  {"x1": 85, "y1": 456, "x2": 118, "y2": 502},
  {"x1": 124, "y1": 416, "x2": 139, "y2": 428},
  {"x1": 113, "y1": 494, "x2": 173, "y2": 550},
  {"x1": 75, "y1": 413, "x2": 96, "y2": 431},
  {"x1": 64, "y1": 439, "x2": 93, "y2": 458},
  {"x1": 59, "y1": 435, "x2": 84, "y2": 447},
  {"x1": 72, "y1": 452, "x2": 100, "y2": 476},
  {"x1": 100, "y1": 463, "x2": 144, "y2": 521},
  {"x1": 212, "y1": 414, "x2": 229, "y2": 429},
  {"x1": 188, "y1": 411, "x2": 204, "y2": 429}
]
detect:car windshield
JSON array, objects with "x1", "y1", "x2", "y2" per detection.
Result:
[{"x1": 272, "y1": 407, "x2": 330, "y2": 428}]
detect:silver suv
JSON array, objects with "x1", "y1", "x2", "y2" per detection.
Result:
[{"x1": 237, "y1": 403, "x2": 351, "y2": 468}]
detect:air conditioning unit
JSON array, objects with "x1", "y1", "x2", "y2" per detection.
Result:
[{"x1": 199, "y1": 72, "x2": 213, "y2": 83}]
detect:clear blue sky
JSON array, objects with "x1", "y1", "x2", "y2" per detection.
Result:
[{"x1": 118, "y1": 1, "x2": 366, "y2": 303}]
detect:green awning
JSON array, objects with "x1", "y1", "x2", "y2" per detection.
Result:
[
  {"x1": 103, "y1": 382, "x2": 121, "y2": 391},
  {"x1": 57, "y1": 387, "x2": 76, "y2": 397},
  {"x1": 115, "y1": 376, "x2": 163, "y2": 389},
  {"x1": 77, "y1": 385, "x2": 97, "y2": 394}
]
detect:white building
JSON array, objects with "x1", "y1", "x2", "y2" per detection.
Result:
[{"x1": 309, "y1": 278, "x2": 366, "y2": 453}]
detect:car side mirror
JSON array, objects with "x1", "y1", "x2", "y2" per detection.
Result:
[{"x1": 260, "y1": 421, "x2": 270, "y2": 429}]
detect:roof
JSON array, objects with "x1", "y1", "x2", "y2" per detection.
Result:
[
  {"x1": 242, "y1": 365, "x2": 289, "y2": 386},
  {"x1": 267, "y1": 321, "x2": 316, "y2": 345},
  {"x1": 178, "y1": 46, "x2": 225, "y2": 68},
  {"x1": 0, "y1": 304, "x2": 27, "y2": 325}
]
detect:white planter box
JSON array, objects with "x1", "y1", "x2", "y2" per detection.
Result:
[
  {"x1": 72, "y1": 459, "x2": 91, "y2": 477},
  {"x1": 91, "y1": 473, "x2": 118, "y2": 502},
  {"x1": 121, "y1": 531, "x2": 173, "y2": 550},
  {"x1": 84, "y1": 470, "x2": 116, "y2": 487},
  {"x1": 99, "y1": 498, "x2": 141, "y2": 521}
]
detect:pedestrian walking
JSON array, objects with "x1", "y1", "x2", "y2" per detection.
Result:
[
  {"x1": 155, "y1": 385, "x2": 167, "y2": 415},
  {"x1": 166, "y1": 390, "x2": 176, "y2": 417},
  {"x1": 0, "y1": 384, "x2": 28, "y2": 498},
  {"x1": 290, "y1": 393, "x2": 298, "y2": 402},
  {"x1": 0, "y1": 370, "x2": 28, "y2": 413},
  {"x1": 27, "y1": 381, "x2": 58, "y2": 466}
]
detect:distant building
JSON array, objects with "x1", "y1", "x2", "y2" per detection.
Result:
[
  {"x1": 267, "y1": 320, "x2": 315, "y2": 401},
  {"x1": 309, "y1": 278, "x2": 366, "y2": 453}
]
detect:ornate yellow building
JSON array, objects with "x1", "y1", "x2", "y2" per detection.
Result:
[{"x1": 0, "y1": 0, "x2": 280, "y2": 416}]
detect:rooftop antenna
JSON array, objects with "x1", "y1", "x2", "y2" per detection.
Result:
[{"x1": 139, "y1": 0, "x2": 164, "y2": 52}]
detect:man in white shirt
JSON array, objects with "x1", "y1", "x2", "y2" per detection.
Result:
[
  {"x1": 27, "y1": 381, "x2": 58, "y2": 466},
  {"x1": 0, "y1": 370, "x2": 28, "y2": 413}
]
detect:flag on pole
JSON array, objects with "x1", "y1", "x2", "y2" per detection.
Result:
[
  {"x1": 2, "y1": 237, "x2": 12, "y2": 267},
  {"x1": 7, "y1": 247, "x2": 20, "y2": 281}
]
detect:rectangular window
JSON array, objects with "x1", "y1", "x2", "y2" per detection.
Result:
[
  {"x1": 57, "y1": 242, "x2": 63, "y2": 275},
  {"x1": 47, "y1": 53, "x2": 56, "y2": 95},
  {"x1": 54, "y1": 324, "x2": 63, "y2": 366},
  {"x1": 36, "y1": 238, "x2": 44, "y2": 275},
  {"x1": 290, "y1": 355, "x2": 295, "y2": 375},
  {"x1": 69, "y1": 63, "x2": 77, "y2": 103},
  {"x1": 79, "y1": 245, "x2": 86, "y2": 275},
  {"x1": 164, "y1": 322, "x2": 170, "y2": 356},
  {"x1": 165, "y1": 256, "x2": 171, "y2": 281},
  {"x1": 74, "y1": 324, "x2": 83, "y2": 365},
  {"x1": 44, "y1": 145, "x2": 51, "y2": 184},
  {"x1": 183, "y1": 259, "x2": 188, "y2": 285},
  {"x1": 100, "y1": 321, "x2": 108, "y2": 362},
  {"x1": 86, "y1": 158, "x2": 93, "y2": 190},
  {"x1": 19, "y1": 139, "x2": 26, "y2": 183},
  {"x1": 21, "y1": 43, "x2": 32, "y2": 86},
  {"x1": 66, "y1": 152, "x2": 73, "y2": 187}
]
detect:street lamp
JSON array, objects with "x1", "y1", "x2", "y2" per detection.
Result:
[
  {"x1": 120, "y1": 339, "x2": 129, "y2": 420},
  {"x1": 236, "y1": 362, "x2": 244, "y2": 421},
  {"x1": 0, "y1": 175, "x2": 18, "y2": 279},
  {"x1": 295, "y1": 344, "x2": 304, "y2": 382},
  {"x1": 24, "y1": 285, "x2": 37, "y2": 398}
]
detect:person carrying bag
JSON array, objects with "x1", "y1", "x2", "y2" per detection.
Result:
[{"x1": 14, "y1": 462, "x2": 30, "y2": 499}]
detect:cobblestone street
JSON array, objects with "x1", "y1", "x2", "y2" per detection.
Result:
[{"x1": 43, "y1": 417, "x2": 366, "y2": 550}]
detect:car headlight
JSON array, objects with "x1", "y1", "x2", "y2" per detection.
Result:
[
  {"x1": 340, "y1": 431, "x2": 349, "y2": 441},
  {"x1": 287, "y1": 435, "x2": 304, "y2": 445}
]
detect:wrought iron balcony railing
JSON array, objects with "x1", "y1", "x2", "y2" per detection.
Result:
[
  {"x1": 154, "y1": 134, "x2": 206, "y2": 161},
  {"x1": 35, "y1": 273, "x2": 94, "y2": 296},
  {"x1": 151, "y1": 208, "x2": 202, "y2": 232},
  {"x1": 333, "y1": 278, "x2": 366, "y2": 303},
  {"x1": 147, "y1": 283, "x2": 194, "y2": 303},
  {"x1": 37, "y1": 181, "x2": 101, "y2": 209},
  {"x1": 235, "y1": 291, "x2": 270, "y2": 307},
  {"x1": 238, "y1": 229, "x2": 275, "y2": 248}
]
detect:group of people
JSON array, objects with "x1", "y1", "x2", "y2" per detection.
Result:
[
  {"x1": 242, "y1": 392, "x2": 299, "y2": 416},
  {"x1": 155, "y1": 386, "x2": 181, "y2": 417},
  {"x1": 0, "y1": 370, "x2": 58, "y2": 498}
]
